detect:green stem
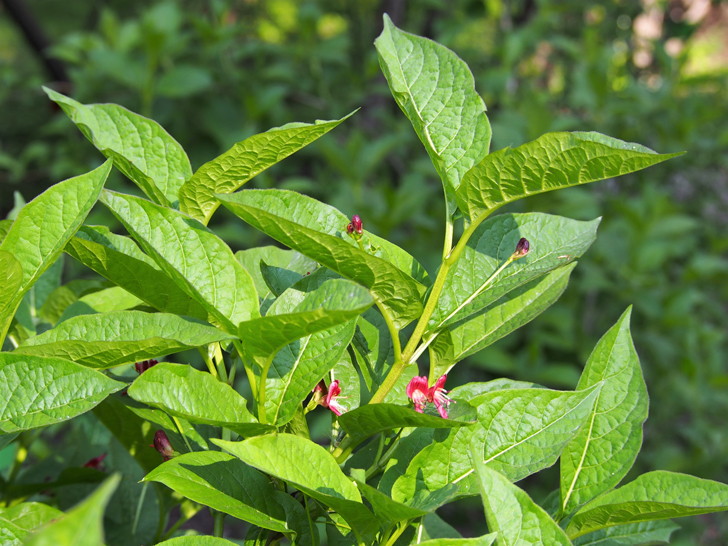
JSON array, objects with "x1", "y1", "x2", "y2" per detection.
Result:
[
  {"x1": 132, "y1": 481, "x2": 149, "y2": 536},
  {"x1": 257, "y1": 355, "x2": 276, "y2": 424},
  {"x1": 442, "y1": 211, "x2": 454, "y2": 261},
  {"x1": 199, "y1": 346, "x2": 218, "y2": 378},
  {"x1": 213, "y1": 511, "x2": 225, "y2": 537},
  {"x1": 172, "y1": 416, "x2": 194, "y2": 453},
  {"x1": 375, "y1": 301, "x2": 402, "y2": 364},
  {"x1": 233, "y1": 339, "x2": 257, "y2": 398},
  {"x1": 303, "y1": 493, "x2": 316, "y2": 543},
  {"x1": 385, "y1": 522, "x2": 409, "y2": 546}
]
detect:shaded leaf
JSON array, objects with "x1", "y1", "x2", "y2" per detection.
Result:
[
  {"x1": 144, "y1": 451, "x2": 289, "y2": 533},
  {"x1": 235, "y1": 246, "x2": 317, "y2": 304},
  {"x1": 573, "y1": 520, "x2": 680, "y2": 546},
  {"x1": 0, "y1": 250, "x2": 23, "y2": 346}
]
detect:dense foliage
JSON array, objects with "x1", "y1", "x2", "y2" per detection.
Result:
[{"x1": 1, "y1": 13, "x2": 726, "y2": 546}]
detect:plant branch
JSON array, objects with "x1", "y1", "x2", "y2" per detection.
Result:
[
  {"x1": 213, "y1": 511, "x2": 225, "y2": 537},
  {"x1": 233, "y1": 339, "x2": 258, "y2": 399}
]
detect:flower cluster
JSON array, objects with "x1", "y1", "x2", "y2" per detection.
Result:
[
  {"x1": 406, "y1": 374, "x2": 451, "y2": 418},
  {"x1": 346, "y1": 214, "x2": 363, "y2": 238}
]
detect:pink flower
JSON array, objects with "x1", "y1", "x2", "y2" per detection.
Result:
[
  {"x1": 406, "y1": 374, "x2": 451, "y2": 418},
  {"x1": 312, "y1": 380, "x2": 347, "y2": 416},
  {"x1": 82, "y1": 453, "x2": 107, "y2": 471},
  {"x1": 346, "y1": 215, "x2": 363, "y2": 238},
  {"x1": 428, "y1": 374, "x2": 451, "y2": 419},
  {"x1": 406, "y1": 376, "x2": 429, "y2": 413}
]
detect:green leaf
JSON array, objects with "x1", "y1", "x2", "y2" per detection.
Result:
[
  {"x1": 457, "y1": 132, "x2": 682, "y2": 222},
  {"x1": 56, "y1": 286, "x2": 143, "y2": 323},
  {"x1": 431, "y1": 263, "x2": 576, "y2": 376},
  {"x1": 560, "y1": 307, "x2": 648, "y2": 517},
  {"x1": 43, "y1": 87, "x2": 191, "y2": 207},
  {"x1": 217, "y1": 189, "x2": 426, "y2": 328},
  {"x1": 128, "y1": 363, "x2": 270, "y2": 436},
  {"x1": 0, "y1": 353, "x2": 124, "y2": 433},
  {"x1": 0, "y1": 161, "x2": 111, "y2": 344},
  {"x1": 179, "y1": 114, "x2": 354, "y2": 224},
  {"x1": 22, "y1": 474, "x2": 120, "y2": 546},
  {"x1": 15, "y1": 310, "x2": 235, "y2": 369},
  {"x1": 0, "y1": 219, "x2": 13, "y2": 242},
  {"x1": 238, "y1": 278, "x2": 373, "y2": 366},
  {"x1": 418, "y1": 537, "x2": 497, "y2": 546},
  {"x1": 157, "y1": 538, "x2": 238, "y2": 546},
  {"x1": 235, "y1": 246, "x2": 317, "y2": 304},
  {"x1": 473, "y1": 459, "x2": 572, "y2": 546},
  {"x1": 65, "y1": 226, "x2": 210, "y2": 321},
  {"x1": 330, "y1": 350, "x2": 360, "y2": 413},
  {"x1": 260, "y1": 261, "x2": 305, "y2": 297},
  {"x1": 144, "y1": 451, "x2": 289, "y2": 533},
  {"x1": 572, "y1": 520, "x2": 680, "y2": 546},
  {"x1": 565, "y1": 471, "x2": 728, "y2": 539},
  {"x1": 38, "y1": 279, "x2": 110, "y2": 326},
  {"x1": 349, "y1": 471, "x2": 432, "y2": 528},
  {"x1": 338, "y1": 402, "x2": 476, "y2": 448},
  {"x1": 388, "y1": 385, "x2": 600, "y2": 499},
  {"x1": 0, "y1": 503, "x2": 63, "y2": 546},
  {"x1": 429, "y1": 213, "x2": 599, "y2": 332},
  {"x1": 99, "y1": 190, "x2": 259, "y2": 334},
  {"x1": 375, "y1": 15, "x2": 492, "y2": 217},
  {"x1": 351, "y1": 308, "x2": 394, "y2": 401},
  {"x1": 215, "y1": 434, "x2": 379, "y2": 544},
  {"x1": 0, "y1": 251, "x2": 23, "y2": 346},
  {"x1": 257, "y1": 271, "x2": 361, "y2": 425},
  {"x1": 24, "y1": 257, "x2": 64, "y2": 321}
]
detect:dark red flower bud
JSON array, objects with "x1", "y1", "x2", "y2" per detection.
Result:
[
  {"x1": 83, "y1": 453, "x2": 107, "y2": 471},
  {"x1": 152, "y1": 430, "x2": 175, "y2": 461},
  {"x1": 513, "y1": 238, "x2": 530, "y2": 258},
  {"x1": 134, "y1": 359, "x2": 159, "y2": 374},
  {"x1": 351, "y1": 215, "x2": 363, "y2": 234}
]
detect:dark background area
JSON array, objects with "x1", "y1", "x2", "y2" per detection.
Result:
[{"x1": 1, "y1": 0, "x2": 727, "y2": 543}]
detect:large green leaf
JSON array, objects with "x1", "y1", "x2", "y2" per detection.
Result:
[
  {"x1": 65, "y1": 226, "x2": 209, "y2": 321},
  {"x1": 128, "y1": 363, "x2": 270, "y2": 436},
  {"x1": 37, "y1": 279, "x2": 110, "y2": 326},
  {"x1": 157, "y1": 539, "x2": 238, "y2": 546},
  {"x1": 351, "y1": 308, "x2": 394, "y2": 402},
  {"x1": 375, "y1": 15, "x2": 491, "y2": 217},
  {"x1": 256, "y1": 271, "x2": 360, "y2": 425},
  {"x1": 473, "y1": 460, "x2": 572, "y2": 546},
  {"x1": 429, "y1": 213, "x2": 599, "y2": 332},
  {"x1": 217, "y1": 189, "x2": 427, "y2": 328},
  {"x1": 0, "y1": 503, "x2": 63, "y2": 546},
  {"x1": 457, "y1": 131, "x2": 682, "y2": 222},
  {"x1": 387, "y1": 385, "x2": 600, "y2": 499},
  {"x1": 144, "y1": 451, "x2": 289, "y2": 533},
  {"x1": 572, "y1": 520, "x2": 680, "y2": 546},
  {"x1": 349, "y1": 472, "x2": 430, "y2": 529},
  {"x1": 15, "y1": 310, "x2": 235, "y2": 369},
  {"x1": 215, "y1": 434, "x2": 379, "y2": 544},
  {"x1": 238, "y1": 278, "x2": 373, "y2": 367},
  {"x1": 418, "y1": 537, "x2": 497, "y2": 546},
  {"x1": 338, "y1": 402, "x2": 476, "y2": 448},
  {"x1": 560, "y1": 308, "x2": 648, "y2": 517},
  {"x1": 179, "y1": 114, "x2": 354, "y2": 224},
  {"x1": 99, "y1": 190, "x2": 259, "y2": 334},
  {"x1": 430, "y1": 263, "x2": 576, "y2": 376},
  {"x1": 0, "y1": 251, "x2": 23, "y2": 346},
  {"x1": 0, "y1": 353, "x2": 124, "y2": 433},
  {"x1": 566, "y1": 471, "x2": 728, "y2": 538},
  {"x1": 22, "y1": 474, "x2": 120, "y2": 546},
  {"x1": 0, "y1": 162, "x2": 111, "y2": 344},
  {"x1": 55, "y1": 286, "x2": 143, "y2": 324},
  {"x1": 44, "y1": 87, "x2": 191, "y2": 207}
]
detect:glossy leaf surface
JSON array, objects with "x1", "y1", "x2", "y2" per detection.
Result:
[
  {"x1": 0, "y1": 503, "x2": 63, "y2": 546},
  {"x1": 375, "y1": 15, "x2": 491, "y2": 216},
  {"x1": 44, "y1": 87, "x2": 191, "y2": 206},
  {"x1": 0, "y1": 353, "x2": 124, "y2": 433},
  {"x1": 560, "y1": 307, "x2": 648, "y2": 517},
  {"x1": 179, "y1": 114, "x2": 353, "y2": 223},
  {"x1": 15, "y1": 311, "x2": 234, "y2": 369},
  {"x1": 100, "y1": 190, "x2": 259, "y2": 334},
  {"x1": 457, "y1": 132, "x2": 681, "y2": 221},
  {"x1": 128, "y1": 363, "x2": 270, "y2": 436}
]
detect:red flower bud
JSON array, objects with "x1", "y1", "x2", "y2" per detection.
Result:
[
  {"x1": 513, "y1": 238, "x2": 530, "y2": 258},
  {"x1": 351, "y1": 215, "x2": 363, "y2": 235},
  {"x1": 152, "y1": 430, "x2": 175, "y2": 461},
  {"x1": 82, "y1": 453, "x2": 107, "y2": 471},
  {"x1": 134, "y1": 359, "x2": 159, "y2": 374}
]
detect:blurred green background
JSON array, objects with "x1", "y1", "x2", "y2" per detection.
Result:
[{"x1": 1, "y1": 0, "x2": 727, "y2": 543}]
